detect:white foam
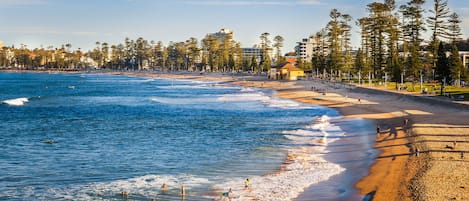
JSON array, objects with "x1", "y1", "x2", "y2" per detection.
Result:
[
  {"x1": 282, "y1": 116, "x2": 345, "y2": 147},
  {"x1": 213, "y1": 115, "x2": 346, "y2": 201},
  {"x1": 156, "y1": 84, "x2": 212, "y2": 90},
  {"x1": 307, "y1": 115, "x2": 346, "y2": 140},
  {"x1": 266, "y1": 98, "x2": 312, "y2": 109},
  {"x1": 218, "y1": 92, "x2": 313, "y2": 110},
  {"x1": 156, "y1": 82, "x2": 239, "y2": 90},
  {"x1": 2, "y1": 97, "x2": 29, "y2": 106},
  {"x1": 150, "y1": 96, "x2": 218, "y2": 105},
  {"x1": 241, "y1": 87, "x2": 255, "y2": 92},
  {"x1": 218, "y1": 92, "x2": 271, "y2": 103},
  {"x1": 126, "y1": 78, "x2": 155, "y2": 83},
  {"x1": 42, "y1": 174, "x2": 211, "y2": 200}
]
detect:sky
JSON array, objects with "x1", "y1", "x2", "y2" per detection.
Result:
[{"x1": 0, "y1": 0, "x2": 468, "y2": 53}]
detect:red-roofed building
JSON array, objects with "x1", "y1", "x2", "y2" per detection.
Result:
[{"x1": 285, "y1": 57, "x2": 297, "y2": 65}]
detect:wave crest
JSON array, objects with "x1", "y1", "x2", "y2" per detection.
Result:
[
  {"x1": 214, "y1": 115, "x2": 346, "y2": 201},
  {"x1": 2, "y1": 98, "x2": 29, "y2": 106}
]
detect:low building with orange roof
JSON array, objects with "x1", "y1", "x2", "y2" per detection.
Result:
[{"x1": 269, "y1": 62, "x2": 305, "y2": 80}]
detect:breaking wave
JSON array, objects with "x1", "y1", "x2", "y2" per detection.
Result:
[
  {"x1": 2, "y1": 98, "x2": 29, "y2": 106},
  {"x1": 212, "y1": 115, "x2": 346, "y2": 201}
]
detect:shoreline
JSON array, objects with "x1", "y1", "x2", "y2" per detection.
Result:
[
  {"x1": 118, "y1": 71, "x2": 410, "y2": 200},
  {"x1": 138, "y1": 71, "x2": 468, "y2": 201},
  {"x1": 3, "y1": 70, "x2": 468, "y2": 200}
]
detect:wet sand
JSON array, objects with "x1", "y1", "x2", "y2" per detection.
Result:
[{"x1": 294, "y1": 118, "x2": 377, "y2": 201}]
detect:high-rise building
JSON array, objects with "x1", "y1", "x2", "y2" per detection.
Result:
[
  {"x1": 295, "y1": 35, "x2": 329, "y2": 62},
  {"x1": 296, "y1": 38, "x2": 312, "y2": 62},
  {"x1": 241, "y1": 47, "x2": 262, "y2": 63}
]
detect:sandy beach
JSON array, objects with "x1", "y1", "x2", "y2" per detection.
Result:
[
  {"x1": 128, "y1": 71, "x2": 469, "y2": 201},
  {"x1": 3, "y1": 70, "x2": 468, "y2": 200},
  {"x1": 236, "y1": 78, "x2": 469, "y2": 201}
]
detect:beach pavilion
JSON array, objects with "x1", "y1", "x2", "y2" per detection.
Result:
[{"x1": 270, "y1": 63, "x2": 305, "y2": 81}]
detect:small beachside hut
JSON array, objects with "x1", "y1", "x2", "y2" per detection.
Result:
[
  {"x1": 269, "y1": 66, "x2": 279, "y2": 80},
  {"x1": 270, "y1": 62, "x2": 305, "y2": 80}
]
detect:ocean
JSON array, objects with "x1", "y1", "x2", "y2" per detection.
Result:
[{"x1": 0, "y1": 72, "x2": 375, "y2": 201}]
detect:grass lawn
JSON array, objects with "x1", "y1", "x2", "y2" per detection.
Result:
[{"x1": 356, "y1": 81, "x2": 469, "y2": 101}]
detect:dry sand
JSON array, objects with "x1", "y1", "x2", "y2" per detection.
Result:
[{"x1": 235, "y1": 78, "x2": 469, "y2": 201}]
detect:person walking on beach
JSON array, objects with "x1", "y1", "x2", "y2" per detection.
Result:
[
  {"x1": 376, "y1": 124, "x2": 381, "y2": 135},
  {"x1": 415, "y1": 148, "x2": 419, "y2": 157}
]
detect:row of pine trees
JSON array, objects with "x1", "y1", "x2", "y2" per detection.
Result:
[
  {"x1": 0, "y1": 33, "x2": 284, "y2": 74},
  {"x1": 0, "y1": 0, "x2": 466, "y2": 86},
  {"x1": 310, "y1": 0, "x2": 465, "y2": 86}
]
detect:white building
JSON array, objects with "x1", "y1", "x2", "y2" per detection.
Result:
[
  {"x1": 242, "y1": 47, "x2": 262, "y2": 63},
  {"x1": 460, "y1": 51, "x2": 469, "y2": 71},
  {"x1": 295, "y1": 34, "x2": 329, "y2": 62},
  {"x1": 296, "y1": 37, "x2": 314, "y2": 62}
]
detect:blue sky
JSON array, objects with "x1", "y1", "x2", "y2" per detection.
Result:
[{"x1": 0, "y1": 0, "x2": 468, "y2": 53}]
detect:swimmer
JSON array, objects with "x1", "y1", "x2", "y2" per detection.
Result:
[{"x1": 44, "y1": 140, "x2": 55, "y2": 144}]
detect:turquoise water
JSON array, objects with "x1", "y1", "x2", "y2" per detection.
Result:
[{"x1": 0, "y1": 72, "x2": 344, "y2": 200}]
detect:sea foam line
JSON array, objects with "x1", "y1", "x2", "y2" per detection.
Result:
[
  {"x1": 217, "y1": 91, "x2": 314, "y2": 110},
  {"x1": 27, "y1": 174, "x2": 211, "y2": 200},
  {"x1": 212, "y1": 115, "x2": 346, "y2": 201}
]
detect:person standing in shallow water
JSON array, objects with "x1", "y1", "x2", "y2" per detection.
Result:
[
  {"x1": 245, "y1": 178, "x2": 251, "y2": 189},
  {"x1": 181, "y1": 184, "x2": 185, "y2": 197},
  {"x1": 376, "y1": 124, "x2": 380, "y2": 135}
]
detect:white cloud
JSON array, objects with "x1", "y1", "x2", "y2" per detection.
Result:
[
  {"x1": 0, "y1": 0, "x2": 47, "y2": 6},
  {"x1": 186, "y1": 0, "x2": 320, "y2": 6}
]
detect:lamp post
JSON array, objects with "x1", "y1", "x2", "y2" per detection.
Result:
[
  {"x1": 432, "y1": 69, "x2": 435, "y2": 81},
  {"x1": 384, "y1": 72, "x2": 387, "y2": 88},
  {"x1": 368, "y1": 71, "x2": 371, "y2": 86},
  {"x1": 358, "y1": 70, "x2": 361, "y2": 86},
  {"x1": 420, "y1": 69, "x2": 423, "y2": 94}
]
